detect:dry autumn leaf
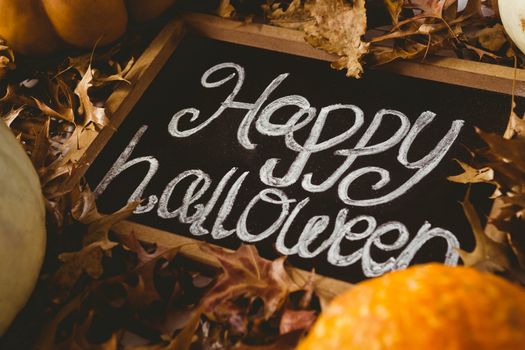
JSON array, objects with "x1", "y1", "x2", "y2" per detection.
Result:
[
  {"x1": 504, "y1": 99, "x2": 525, "y2": 139},
  {"x1": 200, "y1": 244, "x2": 300, "y2": 322},
  {"x1": 304, "y1": 0, "x2": 368, "y2": 77},
  {"x1": 457, "y1": 190, "x2": 511, "y2": 272},
  {"x1": 82, "y1": 200, "x2": 139, "y2": 247},
  {"x1": 1, "y1": 106, "x2": 23, "y2": 127},
  {"x1": 279, "y1": 309, "x2": 316, "y2": 334},
  {"x1": 217, "y1": 0, "x2": 235, "y2": 18},
  {"x1": 264, "y1": 0, "x2": 313, "y2": 30},
  {"x1": 447, "y1": 160, "x2": 495, "y2": 184},
  {"x1": 75, "y1": 65, "x2": 109, "y2": 129}
]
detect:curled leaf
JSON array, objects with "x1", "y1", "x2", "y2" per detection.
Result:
[
  {"x1": 279, "y1": 309, "x2": 316, "y2": 335},
  {"x1": 75, "y1": 65, "x2": 109, "y2": 128},
  {"x1": 458, "y1": 190, "x2": 511, "y2": 272},
  {"x1": 217, "y1": 0, "x2": 235, "y2": 18},
  {"x1": 303, "y1": 0, "x2": 369, "y2": 78},
  {"x1": 447, "y1": 160, "x2": 495, "y2": 184},
  {"x1": 83, "y1": 200, "x2": 139, "y2": 247},
  {"x1": 200, "y1": 244, "x2": 299, "y2": 321}
]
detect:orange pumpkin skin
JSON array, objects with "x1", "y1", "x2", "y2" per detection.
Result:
[
  {"x1": 0, "y1": 0, "x2": 60, "y2": 56},
  {"x1": 126, "y1": 0, "x2": 177, "y2": 22},
  {"x1": 298, "y1": 264, "x2": 525, "y2": 350},
  {"x1": 41, "y1": 0, "x2": 128, "y2": 49},
  {"x1": 0, "y1": 0, "x2": 175, "y2": 56}
]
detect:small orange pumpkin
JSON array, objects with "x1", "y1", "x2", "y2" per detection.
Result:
[
  {"x1": 0, "y1": 0, "x2": 177, "y2": 56},
  {"x1": 299, "y1": 264, "x2": 525, "y2": 350}
]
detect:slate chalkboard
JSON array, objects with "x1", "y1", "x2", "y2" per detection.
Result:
[{"x1": 86, "y1": 33, "x2": 515, "y2": 283}]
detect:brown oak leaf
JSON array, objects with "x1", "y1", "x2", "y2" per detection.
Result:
[
  {"x1": 200, "y1": 244, "x2": 300, "y2": 321},
  {"x1": 458, "y1": 190, "x2": 511, "y2": 272}
]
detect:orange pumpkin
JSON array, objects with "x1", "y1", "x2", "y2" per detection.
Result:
[
  {"x1": 299, "y1": 264, "x2": 525, "y2": 350},
  {"x1": 0, "y1": 0, "x2": 177, "y2": 56}
]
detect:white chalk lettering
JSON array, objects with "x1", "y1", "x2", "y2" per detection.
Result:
[
  {"x1": 94, "y1": 125, "x2": 159, "y2": 214},
  {"x1": 95, "y1": 61, "x2": 466, "y2": 278}
]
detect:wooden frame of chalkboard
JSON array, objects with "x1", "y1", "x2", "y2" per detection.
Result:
[{"x1": 74, "y1": 12, "x2": 525, "y2": 294}]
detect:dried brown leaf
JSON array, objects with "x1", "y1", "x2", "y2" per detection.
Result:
[
  {"x1": 504, "y1": 98, "x2": 525, "y2": 140},
  {"x1": 405, "y1": 0, "x2": 452, "y2": 18},
  {"x1": 35, "y1": 291, "x2": 88, "y2": 350},
  {"x1": 31, "y1": 118, "x2": 52, "y2": 170},
  {"x1": 51, "y1": 243, "x2": 112, "y2": 303},
  {"x1": 92, "y1": 58, "x2": 134, "y2": 87},
  {"x1": 83, "y1": 200, "x2": 139, "y2": 247},
  {"x1": 279, "y1": 309, "x2": 316, "y2": 334},
  {"x1": 200, "y1": 244, "x2": 299, "y2": 321},
  {"x1": 384, "y1": 0, "x2": 404, "y2": 24},
  {"x1": 217, "y1": 0, "x2": 235, "y2": 18},
  {"x1": 265, "y1": 0, "x2": 313, "y2": 30},
  {"x1": 476, "y1": 23, "x2": 507, "y2": 52},
  {"x1": 303, "y1": 0, "x2": 369, "y2": 78},
  {"x1": 2, "y1": 106, "x2": 24, "y2": 127},
  {"x1": 47, "y1": 310, "x2": 119, "y2": 350},
  {"x1": 75, "y1": 65, "x2": 109, "y2": 128},
  {"x1": 447, "y1": 160, "x2": 495, "y2": 184},
  {"x1": 118, "y1": 232, "x2": 172, "y2": 267},
  {"x1": 71, "y1": 184, "x2": 104, "y2": 223},
  {"x1": 458, "y1": 191, "x2": 511, "y2": 271},
  {"x1": 477, "y1": 128, "x2": 525, "y2": 174}
]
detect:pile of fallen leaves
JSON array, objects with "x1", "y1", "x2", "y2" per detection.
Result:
[
  {"x1": 2, "y1": 1, "x2": 525, "y2": 349},
  {"x1": 448, "y1": 95, "x2": 525, "y2": 284}
]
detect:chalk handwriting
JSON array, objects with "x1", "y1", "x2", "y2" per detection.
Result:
[{"x1": 95, "y1": 62, "x2": 465, "y2": 277}]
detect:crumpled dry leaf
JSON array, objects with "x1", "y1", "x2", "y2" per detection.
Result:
[
  {"x1": 447, "y1": 160, "x2": 495, "y2": 184},
  {"x1": 504, "y1": 98, "x2": 525, "y2": 139},
  {"x1": 58, "y1": 311, "x2": 119, "y2": 350},
  {"x1": 31, "y1": 118, "x2": 52, "y2": 170},
  {"x1": 75, "y1": 64, "x2": 109, "y2": 129},
  {"x1": 217, "y1": 0, "x2": 235, "y2": 18},
  {"x1": 368, "y1": 0, "x2": 513, "y2": 67},
  {"x1": 476, "y1": 23, "x2": 507, "y2": 52},
  {"x1": 83, "y1": 200, "x2": 139, "y2": 247},
  {"x1": 50, "y1": 187, "x2": 138, "y2": 302},
  {"x1": 32, "y1": 97, "x2": 74, "y2": 123},
  {"x1": 304, "y1": 0, "x2": 369, "y2": 77},
  {"x1": 264, "y1": 0, "x2": 313, "y2": 30},
  {"x1": 119, "y1": 232, "x2": 172, "y2": 266},
  {"x1": 279, "y1": 309, "x2": 316, "y2": 334},
  {"x1": 405, "y1": 0, "x2": 457, "y2": 18},
  {"x1": 35, "y1": 290, "x2": 89, "y2": 350},
  {"x1": 383, "y1": 0, "x2": 404, "y2": 24},
  {"x1": 51, "y1": 243, "x2": 112, "y2": 304},
  {"x1": 200, "y1": 244, "x2": 300, "y2": 321},
  {"x1": 458, "y1": 190, "x2": 511, "y2": 272},
  {"x1": 477, "y1": 128, "x2": 525, "y2": 174},
  {"x1": 129, "y1": 307, "x2": 202, "y2": 350},
  {"x1": 117, "y1": 233, "x2": 179, "y2": 310},
  {"x1": 92, "y1": 58, "x2": 134, "y2": 87},
  {"x1": 2, "y1": 106, "x2": 24, "y2": 127}
]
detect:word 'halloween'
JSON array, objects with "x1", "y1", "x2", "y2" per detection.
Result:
[{"x1": 94, "y1": 62, "x2": 465, "y2": 277}]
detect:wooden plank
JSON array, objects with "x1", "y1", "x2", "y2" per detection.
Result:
[{"x1": 112, "y1": 220, "x2": 353, "y2": 298}]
